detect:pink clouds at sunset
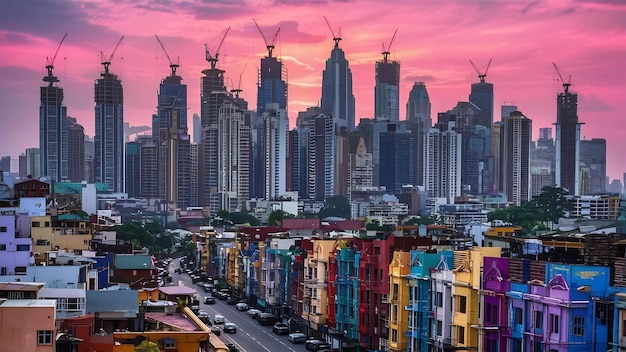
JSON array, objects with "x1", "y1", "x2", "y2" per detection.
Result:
[{"x1": 1, "y1": 0, "x2": 625, "y2": 180}]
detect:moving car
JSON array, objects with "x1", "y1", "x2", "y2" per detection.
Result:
[
  {"x1": 288, "y1": 333, "x2": 307, "y2": 344},
  {"x1": 272, "y1": 322, "x2": 289, "y2": 335},
  {"x1": 210, "y1": 326, "x2": 221, "y2": 336},
  {"x1": 197, "y1": 310, "x2": 211, "y2": 324},
  {"x1": 214, "y1": 314, "x2": 225, "y2": 324},
  {"x1": 204, "y1": 296, "x2": 216, "y2": 304},
  {"x1": 227, "y1": 296, "x2": 238, "y2": 305},
  {"x1": 257, "y1": 313, "x2": 279, "y2": 326},
  {"x1": 235, "y1": 302, "x2": 249, "y2": 311},
  {"x1": 223, "y1": 322, "x2": 237, "y2": 333},
  {"x1": 305, "y1": 340, "x2": 331, "y2": 351}
]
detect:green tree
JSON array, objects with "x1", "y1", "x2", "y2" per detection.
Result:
[
  {"x1": 229, "y1": 212, "x2": 260, "y2": 226},
  {"x1": 532, "y1": 186, "x2": 569, "y2": 223},
  {"x1": 318, "y1": 195, "x2": 351, "y2": 220},
  {"x1": 135, "y1": 340, "x2": 159, "y2": 352},
  {"x1": 404, "y1": 216, "x2": 436, "y2": 226},
  {"x1": 267, "y1": 210, "x2": 295, "y2": 226}
]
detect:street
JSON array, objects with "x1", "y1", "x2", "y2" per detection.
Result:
[{"x1": 168, "y1": 259, "x2": 314, "y2": 352}]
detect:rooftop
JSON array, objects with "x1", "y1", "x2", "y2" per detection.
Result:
[
  {"x1": 115, "y1": 254, "x2": 154, "y2": 270},
  {"x1": 158, "y1": 285, "x2": 196, "y2": 296},
  {"x1": 0, "y1": 299, "x2": 56, "y2": 308}
]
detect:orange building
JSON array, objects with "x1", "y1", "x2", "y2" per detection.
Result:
[{"x1": 0, "y1": 298, "x2": 57, "y2": 352}]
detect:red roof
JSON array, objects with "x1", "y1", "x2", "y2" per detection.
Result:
[{"x1": 282, "y1": 218, "x2": 320, "y2": 230}]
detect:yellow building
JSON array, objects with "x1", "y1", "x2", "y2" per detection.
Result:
[
  {"x1": 31, "y1": 215, "x2": 91, "y2": 264},
  {"x1": 451, "y1": 247, "x2": 501, "y2": 350},
  {"x1": 388, "y1": 250, "x2": 412, "y2": 352},
  {"x1": 302, "y1": 239, "x2": 336, "y2": 335},
  {"x1": 112, "y1": 307, "x2": 228, "y2": 352}
]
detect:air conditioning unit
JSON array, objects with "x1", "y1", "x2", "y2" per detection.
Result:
[{"x1": 374, "y1": 327, "x2": 378, "y2": 334}]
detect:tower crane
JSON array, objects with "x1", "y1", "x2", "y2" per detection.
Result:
[
  {"x1": 205, "y1": 27, "x2": 230, "y2": 70},
  {"x1": 44, "y1": 33, "x2": 67, "y2": 85},
  {"x1": 323, "y1": 16, "x2": 341, "y2": 48},
  {"x1": 155, "y1": 34, "x2": 180, "y2": 76},
  {"x1": 101, "y1": 36, "x2": 124, "y2": 75},
  {"x1": 231, "y1": 60, "x2": 250, "y2": 99},
  {"x1": 552, "y1": 62, "x2": 571, "y2": 94},
  {"x1": 381, "y1": 29, "x2": 398, "y2": 63},
  {"x1": 470, "y1": 58, "x2": 492, "y2": 84},
  {"x1": 253, "y1": 19, "x2": 281, "y2": 58}
]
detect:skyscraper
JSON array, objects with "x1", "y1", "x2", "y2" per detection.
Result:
[
  {"x1": 66, "y1": 117, "x2": 85, "y2": 182},
  {"x1": 380, "y1": 124, "x2": 415, "y2": 194},
  {"x1": 321, "y1": 32, "x2": 355, "y2": 131},
  {"x1": 40, "y1": 44, "x2": 68, "y2": 182},
  {"x1": 580, "y1": 138, "x2": 606, "y2": 195},
  {"x1": 200, "y1": 43, "x2": 230, "y2": 210},
  {"x1": 469, "y1": 64, "x2": 494, "y2": 192},
  {"x1": 262, "y1": 103, "x2": 289, "y2": 200},
  {"x1": 374, "y1": 43, "x2": 400, "y2": 121},
  {"x1": 155, "y1": 67, "x2": 191, "y2": 210},
  {"x1": 125, "y1": 141, "x2": 140, "y2": 198},
  {"x1": 94, "y1": 46, "x2": 124, "y2": 193},
  {"x1": 554, "y1": 82, "x2": 582, "y2": 195},
  {"x1": 406, "y1": 82, "x2": 432, "y2": 186},
  {"x1": 424, "y1": 119, "x2": 462, "y2": 204},
  {"x1": 500, "y1": 110, "x2": 532, "y2": 206},
  {"x1": 306, "y1": 112, "x2": 335, "y2": 200},
  {"x1": 253, "y1": 23, "x2": 288, "y2": 199}
]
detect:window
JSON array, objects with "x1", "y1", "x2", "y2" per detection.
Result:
[
  {"x1": 485, "y1": 338, "x2": 497, "y2": 352},
  {"x1": 458, "y1": 326, "x2": 465, "y2": 344},
  {"x1": 458, "y1": 296, "x2": 467, "y2": 313},
  {"x1": 435, "y1": 292, "x2": 443, "y2": 307},
  {"x1": 512, "y1": 339, "x2": 522, "y2": 352},
  {"x1": 163, "y1": 339, "x2": 176, "y2": 349},
  {"x1": 38, "y1": 330, "x2": 53, "y2": 345},
  {"x1": 0, "y1": 244, "x2": 5, "y2": 251},
  {"x1": 32, "y1": 221, "x2": 40, "y2": 227},
  {"x1": 515, "y1": 307, "x2": 523, "y2": 325},
  {"x1": 0, "y1": 226, "x2": 7, "y2": 232},
  {"x1": 44, "y1": 222, "x2": 50, "y2": 227},
  {"x1": 391, "y1": 328, "x2": 398, "y2": 342},
  {"x1": 0, "y1": 267, "x2": 6, "y2": 275},
  {"x1": 534, "y1": 310, "x2": 543, "y2": 329},
  {"x1": 550, "y1": 313, "x2": 559, "y2": 334},
  {"x1": 491, "y1": 304, "x2": 498, "y2": 324},
  {"x1": 436, "y1": 320, "x2": 443, "y2": 336},
  {"x1": 572, "y1": 316, "x2": 584, "y2": 336},
  {"x1": 8, "y1": 291, "x2": 24, "y2": 299},
  {"x1": 16, "y1": 244, "x2": 29, "y2": 251}
]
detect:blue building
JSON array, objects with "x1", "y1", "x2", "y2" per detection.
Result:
[
  {"x1": 379, "y1": 125, "x2": 415, "y2": 194},
  {"x1": 405, "y1": 250, "x2": 452, "y2": 352},
  {"x1": 335, "y1": 248, "x2": 359, "y2": 341}
]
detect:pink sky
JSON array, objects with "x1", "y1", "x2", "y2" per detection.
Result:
[{"x1": 1, "y1": 0, "x2": 625, "y2": 181}]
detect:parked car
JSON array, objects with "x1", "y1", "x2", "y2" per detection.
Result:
[
  {"x1": 235, "y1": 302, "x2": 249, "y2": 311},
  {"x1": 204, "y1": 296, "x2": 216, "y2": 304},
  {"x1": 224, "y1": 343, "x2": 239, "y2": 352},
  {"x1": 288, "y1": 332, "x2": 307, "y2": 344},
  {"x1": 247, "y1": 309, "x2": 262, "y2": 319},
  {"x1": 305, "y1": 340, "x2": 331, "y2": 351},
  {"x1": 223, "y1": 322, "x2": 237, "y2": 333},
  {"x1": 214, "y1": 314, "x2": 225, "y2": 324},
  {"x1": 257, "y1": 313, "x2": 280, "y2": 326},
  {"x1": 272, "y1": 322, "x2": 289, "y2": 335},
  {"x1": 210, "y1": 326, "x2": 221, "y2": 336}
]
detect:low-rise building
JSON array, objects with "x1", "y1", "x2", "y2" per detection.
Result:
[{"x1": 0, "y1": 298, "x2": 57, "y2": 351}]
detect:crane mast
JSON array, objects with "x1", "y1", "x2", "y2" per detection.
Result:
[
  {"x1": 44, "y1": 33, "x2": 68, "y2": 85},
  {"x1": 101, "y1": 36, "x2": 125, "y2": 75}
]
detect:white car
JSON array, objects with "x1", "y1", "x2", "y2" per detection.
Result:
[
  {"x1": 214, "y1": 314, "x2": 225, "y2": 324},
  {"x1": 247, "y1": 308, "x2": 262, "y2": 319},
  {"x1": 235, "y1": 302, "x2": 249, "y2": 311}
]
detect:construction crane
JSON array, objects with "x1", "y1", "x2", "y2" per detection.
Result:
[
  {"x1": 381, "y1": 29, "x2": 398, "y2": 63},
  {"x1": 552, "y1": 62, "x2": 571, "y2": 94},
  {"x1": 470, "y1": 58, "x2": 492, "y2": 83},
  {"x1": 206, "y1": 27, "x2": 230, "y2": 70},
  {"x1": 101, "y1": 36, "x2": 124, "y2": 75},
  {"x1": 231, "y1": 60, "x2": 250, "y2": 99},
  {"x1": 44, "y1": 33, "x2": 67, "y2": 85},
  {"x1": 155, "y1": 34, "x2": 180, "y2": 76},
  {"x1": 323, "y1": 16, "x2": 341, "y2": 48},
  {"x1": 253, "y1": 19, "x2": 280, "y2": 58}
]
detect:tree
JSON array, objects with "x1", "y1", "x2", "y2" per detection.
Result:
[
  {"x1": 267, "y1": 210, "x2": 295, "y2": 226},
  {"x1": 532, "y1": 186, "x2": 569, "y2": 223},
  {"x1": 318, "y1": 195, "x2": 351, "y2": 220},
  {"x1": 229, "y1": 212, "x2": 260, "y2": 226},
  {"x1": 135, "y1": 340, "x2": 159, "y2": 352},
  {"x1": 404, "y1": 216, "x2": 437, "y2": 226}
]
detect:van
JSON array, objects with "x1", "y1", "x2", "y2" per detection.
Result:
[
  {"x1": 214, "y1": 314, "x2": 225, "y2": 324},
  {"x1": 288, "y1": 332, "x2": 307, "y2": 344}
]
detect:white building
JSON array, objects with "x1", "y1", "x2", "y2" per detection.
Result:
[
  {"x1": 263, "y1": 103, "x2": 289, "y2": 200},
  {"x1": 424, "y1": 124, "x2": 462, "y2": 204}
]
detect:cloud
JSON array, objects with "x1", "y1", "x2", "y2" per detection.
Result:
[
  {"x1": 403, "y1": 75, "x2": 437, "y2": 84},
  {"x1": 578, "y1": 93, "x2": 615, "y2": 113},
  {"x1": 273, "y1": 0, "x2": 351, "y2": 5}
]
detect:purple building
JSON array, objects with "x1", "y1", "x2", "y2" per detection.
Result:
[
  {"x1": 482, "y1": 257, "x2": 510, "y2": 352},
  {"x1": 0, "y1": 211, "x2": 32, "y2": 275}
]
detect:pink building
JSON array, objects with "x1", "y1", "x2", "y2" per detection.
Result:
[{"x1": 0, "y1": 298, "x2": 57, "y2": 351}]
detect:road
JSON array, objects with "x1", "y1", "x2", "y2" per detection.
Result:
[{"x1": 168, "y1": 259, "x2": 314, "y2": 352}]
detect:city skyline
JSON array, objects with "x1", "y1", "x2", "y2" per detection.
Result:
[{"x1": 1, "y1": 0, "x2": 625, "y2": 181}]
